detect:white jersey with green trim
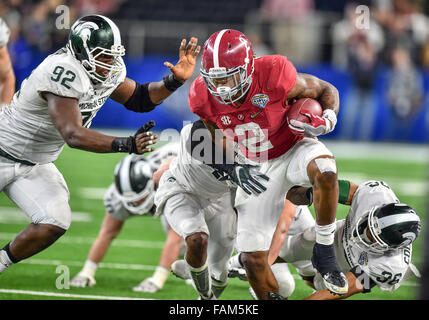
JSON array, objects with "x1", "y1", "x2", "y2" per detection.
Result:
[
  {"x1": 337, "y1": 180, "x2": 414, "y2": 291},
  {"x1": 168, "y1": 123, "x2": 233, "y2": 199},
  {"x1": 0, "y1": 18, "x2": 10, "y2": 47},
  {"x1": 0, "y1": 47, "x2": 126, "y2": 164}
]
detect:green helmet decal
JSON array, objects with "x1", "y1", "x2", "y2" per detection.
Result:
[{"x1": 68, "y1": 15, "x2": 125, "y2": 87}]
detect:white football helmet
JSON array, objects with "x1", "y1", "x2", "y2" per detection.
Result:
[{"x1": 114, "y1": 154, "x2": 155, "y2": 215}]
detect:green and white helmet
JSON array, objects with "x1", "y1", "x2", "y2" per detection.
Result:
[
  {"x1": 68, "y1": 14, "x2": 125, "y2": 87},
  {"x1": 351, "y1": 203, "x2": 421, "y2": 254}
]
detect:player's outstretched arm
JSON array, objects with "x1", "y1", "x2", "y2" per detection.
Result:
[
  {"x1": 287, "y1": 73, "x2": 339, "y2": 137},
  {"x1": 268, "y1": 199, "x2": 297, "y2": 266},
  {"x1": 0, "y1": 45, "x2": 15, "y2": 106},
  {"x1": 110, "y1": 38, "x2": 200, "y2": 109},
  {"x1": 303, "y1": 271, "x2": 364, "y2": 300},
  {"x1": 46, "y1": 92, "x2": 157, "y2": 154},
  {"x1": 286, "y1": 180, "x2": 359, "y2": 206},
  {"x1": 152, "y1": 157, "x2": 175, "y2": 185}
]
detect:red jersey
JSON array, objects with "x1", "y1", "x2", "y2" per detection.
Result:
[{"x1": 189, "y1": 55, "x2": 300, "y2": 162}]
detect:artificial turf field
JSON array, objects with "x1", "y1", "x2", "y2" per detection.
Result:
[{"x1": 0, "y1": 138, "x2": 427, "y2": 301}]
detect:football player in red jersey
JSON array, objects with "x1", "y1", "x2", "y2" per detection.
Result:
[{"x1": 188, "y1": 29, "x2": 346, "y2": 299}]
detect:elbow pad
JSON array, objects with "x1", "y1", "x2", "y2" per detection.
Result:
[{"x1": 124, "y1": 82, "x2": 158, "y2": 113}]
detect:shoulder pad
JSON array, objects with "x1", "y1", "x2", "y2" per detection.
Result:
[
  {"x1": 188, "y1": 76, "x2": 211, "y2": 121},
  {"x1": 36, "y1": 53, "x2": 91, "y2": 100}
]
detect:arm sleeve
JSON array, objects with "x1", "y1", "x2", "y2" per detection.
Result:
[{"x1": 124, "y1": 82, "x2": 158, "y2": 113}]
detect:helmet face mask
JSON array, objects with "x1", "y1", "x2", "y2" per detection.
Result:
[
  {"x1": 201, "y1": 63, "x2": 253, "y2": 105},
  {"x1": 350, "y1": 203, "x2": 421, "y2": 255},
  {"x1": 114, "y1": 155, "x2": 155, "y2": 215},
  {"x1": 68, "y1": 15, "x2": 125, "y2": 87},
  {"x1": 201, "y1": 29, "x2": 254, "y2": 105}
]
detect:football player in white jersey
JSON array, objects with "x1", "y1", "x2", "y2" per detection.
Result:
[
  {"x1": 276, "y1": 180, "x2": 421, "y2": 299},
  {"x1": 0, "y1": 15, "x2": 200, "y2": 276},
  {"x1": 227, "y1": 200, "x2": 316, "y2": 299},
  {"x1": 0, "y1": 17, "x2": 15, "y2": 107},
  {"x1": 70, "y1": 143, "x2": 184, "y2": 293},
  {"x1": 154, "y1": 120, "x2": 255, "y2": 300}
]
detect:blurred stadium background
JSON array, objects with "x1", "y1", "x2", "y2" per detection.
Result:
[{"x1": 0, "y1": 0, "x2": 428, "y2": 300}]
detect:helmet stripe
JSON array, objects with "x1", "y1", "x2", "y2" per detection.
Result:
[
  {"x1": 118, "y1": 155, "x2": 133, "y2": 194},
  {"x1": 213, "y1": 29, "x2": 228, "y2": 68},
  {"x1": 378, "y1": 213, "x2": 420, "y2": 229},
  {"x1": 95, "y1": 14, "x2": 121, "y2": 45}
]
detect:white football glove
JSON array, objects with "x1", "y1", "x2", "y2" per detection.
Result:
[
  {"x1": 70, "y1": 272, "x2": 96, "y2": 287},
  {"x1": 133, "y1": 278, "x2": 161, "y2": 293},
  {"x1": 289, "y1": 109, "x2": 337, "y2": 137}
]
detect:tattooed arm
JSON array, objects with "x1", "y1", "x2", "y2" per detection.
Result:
[
  {"x1": 287, "y1": 73, "x2": 339, "y2": 136},
  {"x1": 287, "y1": 73, "x2": 339, "y2": 114}
]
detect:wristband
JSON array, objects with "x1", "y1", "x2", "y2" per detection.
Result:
[
  {"x1": 163, "y1": 74, "x2": 184, "y2": 92},
  {"x1": 111, "y1": 136, "x2": 137, "y2": 153}
]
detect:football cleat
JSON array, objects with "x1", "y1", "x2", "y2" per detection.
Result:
[
  {"x1": 228, "y1": 268, "x2": 248, "y2": 281},
  {"x1": 70, "y1": 272, "x2": 96, "y2": 287},
  {"x1": 132, "y1": 278, "x2": 160, "y2": 293},
  {"x1": 171, "y1": 260, "x2": 191, "y2": 280},
  {"x1": 311, "y1": 243, "x2": 348, "y2": 295}
]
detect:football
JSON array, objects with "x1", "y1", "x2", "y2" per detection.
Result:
[{"x1": 287, "y1": 98, "x2": 323, "y2": 125}]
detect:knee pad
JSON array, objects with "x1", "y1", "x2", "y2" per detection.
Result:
[{"x1": 271, "y1": 263, "x2": 295, "y2": 298}]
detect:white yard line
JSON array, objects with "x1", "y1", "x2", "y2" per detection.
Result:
[
  {"x1": 0, "y1": 289, "x2": 152, "y2": 300},
  {"x1": 22, "y1": 258, "x2": 156, "y2": 271},
  {"x1": 323, "y1": 140, "x2": 428, "y2": 163},
  {"x1": 338, "y1": 173, "x2": 428, "y2": 197},
  {"x1": 0, "y1": 207, "x2": 92, "y2": 223},
  {"x1": 0, "y1": 232, "x2": 165, "y2": 249},
  {"x1": 17, "y1": 258, "x2": 421, "y2": 288}
]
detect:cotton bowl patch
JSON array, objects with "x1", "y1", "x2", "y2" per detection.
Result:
[{"x1": 251, "y1": 94, "x2": 269, "y2": 109}]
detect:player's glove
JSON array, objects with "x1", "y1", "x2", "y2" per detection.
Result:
[
  {"x1": 70, "y1": 272, "x2": 96, "y2": 287},
  {"x1": 289, "y1": 109, "x2": 337, "y2": 137},
  {"x1": 112, "y1": 120, "x2": 156, "y2": 154},
  {"x1": 227, "y1": 164, "x2": 269, "y2": 196}
]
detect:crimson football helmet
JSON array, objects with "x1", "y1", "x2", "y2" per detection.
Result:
[{"x1": 201, "y1": 29, "x2": 254, "y2": 105}]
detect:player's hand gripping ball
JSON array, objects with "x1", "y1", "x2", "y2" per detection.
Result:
[{"x1": 287, "y1": 98, "x2": 336, "y2": 137}]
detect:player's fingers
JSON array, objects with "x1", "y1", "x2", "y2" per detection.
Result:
[
  {"x1": 164, "y1": 61, "x2": 174, "y2": 70},
  {"x1": 257, "y1": 174, "x2": 270, "y2": 181},
  {"x1": 138, "y1": 146, "x2": 156, "y2": 154},
  {"x1": 136, "y1": 134, "x2": 158, "y2": 146},
  {"x1": 193, "y1": 45, "x2": 201, "y2": 57},
  {"x1": 289, "y1": 119, "x2": 304, "y2": 129},
  {"x1": 248, "y1": 179, "x2": 267, "y2": 193},
  {"x1": 179, "y1": 38, "x2": 186, "y2": 56},
  {"x1": 241, "y1": 184, "x2": 252, "y2": 195},
  {"x1": 186, "y1": 38, "x2": 198, "y2": 55}
]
